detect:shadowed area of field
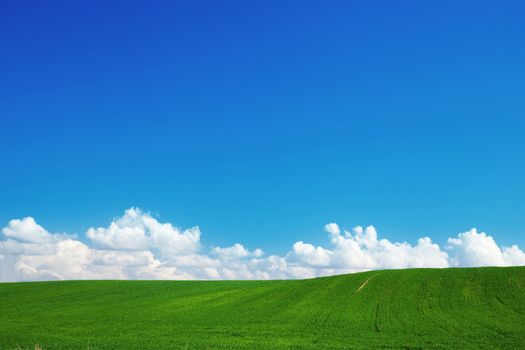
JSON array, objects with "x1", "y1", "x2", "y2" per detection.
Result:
[{"x1": 1, "y1": 267, "x2": 524, "y2": 349}]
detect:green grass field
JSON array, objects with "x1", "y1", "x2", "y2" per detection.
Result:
[{"x1": 1, "y1": 267, "x2": 524, "y2": 349}]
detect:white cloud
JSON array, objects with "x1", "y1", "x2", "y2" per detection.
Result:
[
  {"x1": 324, "y1": 223, "x2": 340, "y2": 236},
  {"x1": 289, "y1": 225, "x2": 449, "y2": 272},
  {"x1": 211, "y1": 244, "x2": 264, "y2": 260},
  {"x1": 290, "y1": 241, "x2": 332, "y2": 267},
  {"x1": 86, "y1": 208, "x2": 200, "y2": 257},
  {"x1": 447, "y1": 228, "x2": 525, "y2": 267},
  {"x1": 3, "y1": 217, "x2": 57, "y2": 243},
  {"x1": 502, "y1": 245, "x2": 525, "y2": 266},
  {"x1": 0, "y1": 208, "x2": 524, "y2": 281},
  {"x1": 212, "y1": 243, "x2": 250, "y2": 259}
]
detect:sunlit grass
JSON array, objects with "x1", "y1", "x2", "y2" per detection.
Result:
[{"x1": 1, "y1": 267, "x2": 524, "y2": 349}]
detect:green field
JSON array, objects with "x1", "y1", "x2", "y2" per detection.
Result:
[{"x1": 1, "y1": 267, "x2": 524, "y2": 349}]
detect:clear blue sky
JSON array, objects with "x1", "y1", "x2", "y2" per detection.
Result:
[{"x1": 1, "y1": 1, "x2": 524, "y2": 253}]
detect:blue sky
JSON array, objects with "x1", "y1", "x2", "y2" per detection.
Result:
[{"x1": 1, "y1": 0, "x2": 524, "y2": 257}]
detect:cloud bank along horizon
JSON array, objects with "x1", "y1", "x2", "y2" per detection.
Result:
[{"x1": 1, "y1": 208, "x2": 524, "y2": 281}]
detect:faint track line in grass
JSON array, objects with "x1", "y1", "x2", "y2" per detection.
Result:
[
  {"x1": 351, "y1": 273, "x2": 383, "y2": 332},
  {"x1": 354, "y1": 273, "x2": 380, "y2": 294},
  {"x1": 374, "y1": 301, "x2": 381, "y2": 332},
  {"x1": 495, "y1": 295, "x2": 524, "y2": 315}
]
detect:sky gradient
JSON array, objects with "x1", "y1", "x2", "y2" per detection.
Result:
[{"x1": 1, "y1": 0, "x2": 525, "y2": 262}]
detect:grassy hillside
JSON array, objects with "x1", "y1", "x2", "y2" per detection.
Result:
[{"x1": 0, "y1": 267, "x2": 524, "y2": 349}]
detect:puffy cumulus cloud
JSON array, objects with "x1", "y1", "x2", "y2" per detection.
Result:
[
  {"x1": 290, "y1": 241, "x2": 332, "y2": 267},
  {"x1": 211, "y1": 244, "x2": 264, "y2": 260},
  {"x1": 86, "y1": 208, "x2": 200, "y2": 258},
  {"x1": 211, "y1": 243, "x2": 249, "y2": 259},
  {"x1": 289, "y1": 225, "x2": 449, "y2": 272},
  {"x1": 0, "y1": 209, "x2": 286, "y2": 281},
  {"x1": 0, "y1": 210, "x2": 194, "y2": 281},
  {"x1": 447, "y1": 228, "x2": 525, "y2": 267},
  {"x1": 324, "y1": 223, "x2": 340, "y2": 236},
  {"x1": 3, "y1": 217, "x2": 65, "y2": 244},
  {"x1": 1, "y1": 208, "x2": 524, "y2": 282}
]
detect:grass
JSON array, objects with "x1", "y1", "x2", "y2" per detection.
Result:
[{"x1": 0, "y1": 267, "x2": 524, "y2": 349}]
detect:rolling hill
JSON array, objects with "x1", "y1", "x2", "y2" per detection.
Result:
[{"x1": 0, "y1": 267, "x2": 524, "y2": 349}]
